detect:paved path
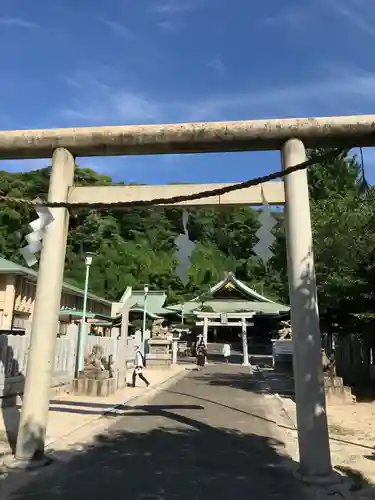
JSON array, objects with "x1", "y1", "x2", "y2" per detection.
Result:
[{"x1": 7, "y1": 365, "x2": 307, "y2": 499}]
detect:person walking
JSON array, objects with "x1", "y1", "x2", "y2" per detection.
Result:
[
  {"x1": 222, "y1": 343, "x2": 231, "y2": 364},
  {"x1": 196, "y1": 340, "x2": 207, "y2": 370},
  {"x1": 132, "y1": 344, "x2": 150, "y2": 388}
]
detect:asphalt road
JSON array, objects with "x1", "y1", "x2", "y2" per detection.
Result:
[{"x1": 7, "y1": 365, "x2": 306, "y2": 499}]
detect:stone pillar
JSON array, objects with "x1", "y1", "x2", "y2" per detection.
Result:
[
  {"x1": 15, "y1": 148, "x2": 75, "y2": 462},
  {"x1": 202, "y1": 317, "x2": 208, "y2": 345},
  {"x1": 172, "y1": 339, "x2": 178, "y2": 365},
  {"x1": 120, "y1": 305, "x2": 129, "y2": 340},
  {"x1": 281, "y1": 139, "x2": 333, "y2": 480},
  {"x1": 118, "y1": 304, "x2": 130, "y2": 387},
  {"x1": 2, "y1": 275, "x2": 16, "y2": 329},
  {"x1": 241, "y1": 318, "x2": 250, "y2": 366}
]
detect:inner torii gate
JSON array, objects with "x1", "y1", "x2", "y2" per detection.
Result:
[{"x1": 1, "y1": 115, "x2": 373, "y2": 481}]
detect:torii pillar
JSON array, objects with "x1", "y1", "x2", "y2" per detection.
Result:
[
  {"x1": 15, "y1": 149, "x2": 74, "y2": 462},
  {"x1": 282, "y1": 138, "x2": 333, "y2": 482}
]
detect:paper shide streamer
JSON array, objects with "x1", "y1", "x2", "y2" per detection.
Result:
[
  {"x1": 252, "y1": 186, "x2": 277, "y2": 267},
  {"x1": 19, "y1": 198, "x2": 54, "y2": 266},
  {"x1": 174, "y1": 209, "x2": 196, "y2": 286}
]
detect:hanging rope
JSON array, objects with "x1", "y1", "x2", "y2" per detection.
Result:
[{"x1": 0, "y1": 147, "x2": 348, "y2": 210}]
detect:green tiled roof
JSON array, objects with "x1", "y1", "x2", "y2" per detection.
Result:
[
  {"x1": 168, "y1": 271, "x2": 289, "y2": 316},
  {"x1": 0, "y1": 256, "x2": 111, "y2": 305},
  {"x1": 127, "y1": 290, "x2": 167, "y2": 314},
  {"x1": 60, "y1": 309, "x2": 96, "y2": 318},
  {"x1": 128, "y1": 307, "x2": 161, "y2": 319},
  {"x1": 59, "y1": 309, "x2": 112, "y2": 320},
  {"x1": 168, "y1": 300, "x2": 288, "y2": 315}
]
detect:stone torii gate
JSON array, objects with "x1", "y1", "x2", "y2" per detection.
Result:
[{"x1": 1, "y1": 115, "x2": 374, "y2": 481}]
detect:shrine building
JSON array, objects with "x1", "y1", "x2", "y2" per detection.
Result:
[{"x1": 168, "y1": 272, "x2": 289, "y2": 346}]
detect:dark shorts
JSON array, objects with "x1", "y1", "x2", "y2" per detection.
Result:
[{"x1": 197, "y1": 354, "x2": 206, "y2": 367}]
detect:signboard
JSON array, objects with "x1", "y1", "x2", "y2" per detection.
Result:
[{"x1": 220, "y1": 313, "x2": 228, "y2": 325}]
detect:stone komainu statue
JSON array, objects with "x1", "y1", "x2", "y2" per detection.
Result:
[
  {"x1": 278, "y1": 320, "x2": 292, "y2": 340},
  {"x1": 321, "y1": 348, "x2": 336, "y2": 379},
  {"x1": 84, "y1": 344, "x2": 114, "y2": 379},
  {"x1": 276, "y1": 319, "x2": 336, "y2": 378},
  {"x1": 151, "y1": 319, "x2": 169, "y2": 338}
]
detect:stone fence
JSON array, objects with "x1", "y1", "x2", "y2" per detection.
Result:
[{"x1": 0, "y1": 324, "x2": 135, "y2": 400}]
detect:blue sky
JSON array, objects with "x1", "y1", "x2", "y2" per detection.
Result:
[{"x1": 1, "y1": 0, "x2": 375, "y2": 185}]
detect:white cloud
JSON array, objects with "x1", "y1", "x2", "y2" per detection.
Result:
[
  {"x1": 62, "y1": 71, "x2": 114, "y2": 93},
  {"x1": 157, "y1": 20, "x2": 180, "y2": 31},
  {"x1": 152, "y1": 0, "x2": 197, "y2": 30},
  {"x1": 262, "y1": 4, "x2": 316, "y2": 30},
  {"x1": 101, "y1": 19, "x2": 134, "y2": 39},
  {"x1": 323, "y1": 0, "x2": 375, "y2": 37},
  {"x1": 180, "y1": 64, "x2": 375, "y2": 121},
  {"x1": 265, "y1": 0, "x2": 375, "y2": 38},
  {"x1": 112, "y1": 92, "x2": 162, "y2": 122},
  {"x1": 0, "y1": 17, "x2": 37, "y2": 28},
  {"x1": 58, "y1": 64, "x2": 375, "y2": 128},
  {"x1": 60, "y1": 109, "x2": 89, "y2": 121},
  {"x1": 153, "y1": 0, "x2": 196, "y2": 14},
  {"x1": 60, "y1": 73, "x2": 163, "y2": 125},
  {"x1": 208, "y1": 57, "x2": 225, "y2": 76}
]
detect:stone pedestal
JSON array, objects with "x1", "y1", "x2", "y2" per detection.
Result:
[
  {"x1": 71, "y1": 377, "x2": 117, "y2": 397},
  {"x1": 146, "y1": 338, "x2": 172, "y2": 368},
  {"x1": 324, "y1": 376, "x2": 355, "y2": 404}
]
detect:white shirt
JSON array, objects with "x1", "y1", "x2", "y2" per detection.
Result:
[
  {"x1": 222, "y1": 344, "x2": 231, "y2": 356},
  {"x1": 135, "y1": 350, "x2": 144, "y2": 368}
]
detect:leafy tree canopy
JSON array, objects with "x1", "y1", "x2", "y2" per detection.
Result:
[{"x1": 0, "y1": 149, "x2": 373, "y2": 332}]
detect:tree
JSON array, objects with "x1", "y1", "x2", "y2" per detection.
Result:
[
  {"x1": 0, "y1": 148, "x2": 372, "y2": 326},
  {"x1": 307, "y1": 148, "x2": 361, "y2": 200},
  {"x1": 306, "y1": 150, "x2": 375, "y2": 330}
]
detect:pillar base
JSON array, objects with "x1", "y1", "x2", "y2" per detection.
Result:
[
  {"x1": 242, "y1": 362, "x2": 254, "y2": 374},
  {"x1": 296, "y1": 470, "x2": 360, "y2": 499},
  {"x1": 295, "y1": 469, "x2": 343, "y2": 486}
]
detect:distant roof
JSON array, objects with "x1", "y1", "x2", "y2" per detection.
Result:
[
  {"x1": 113, "y1": 287, "x2": 174, "y2": 319},
  {"x1": 127, "y1": 290, "x2": 167, "y2": 314},
  {"x1": 168, "y1": 272, "x2": 289, "y2": 316},
  {"x1": 59, "y1": 309, "x2": 112, "y2": 321},
  {"x1": 168, "y1": 300, "x2": 289, "y2": 315},
  {"x1": 199, "y1": 272, "x2": 275, "y2": 303},
  {"x1": 128, "y1": 307, "x2": 161, "y2": 319},
  {"x1": 0, "y1": 256, "x2": 111, "y2": 305}
]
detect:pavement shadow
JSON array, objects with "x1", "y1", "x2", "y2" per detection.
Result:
[
  {"x1": 206, "y1": 352, "x2": 243, "y2": 365},
  {"x1": 194, "y1": 368, "x2": 295, "y2": 399},
  {"x1": 41, "y1": 400, "x2": 204, "y2": 416},
  {"x1": 7, "y1": 402, "x2": 308, "y2": 499},
  {"x1": 0, "y1": 334, "x2": 25, "y2": 454}
]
